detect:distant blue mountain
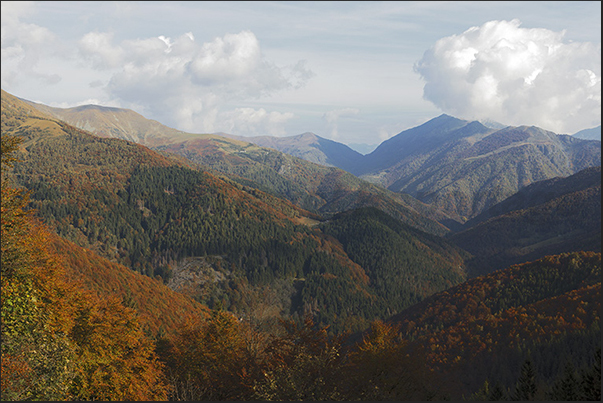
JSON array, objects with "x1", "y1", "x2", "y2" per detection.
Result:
[
  {"x1": 572, "y1": 126, "x2": 601, "y2": 141},
  {"x1": 221, "y1": 132, "x2": 364, "y2": 173}
]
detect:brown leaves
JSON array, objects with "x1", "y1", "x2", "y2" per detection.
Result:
[{"x1": 69, "y1": 296, "x2": 167, "y2": 401}]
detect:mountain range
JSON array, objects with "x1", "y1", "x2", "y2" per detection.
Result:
[
  {"x1": 353, "y1": 115, "x2": 600, "y2": 221},
  {"x1": 27, "y1": 98, "x2": 600, "y2": 226},
  {"x1": 2, "y1": 89, "x2": 468, "y2": 334},
  {"x1": 220, "y1": 131, "x2": 364, "y2": 173},
  {"x1": 2, "y1": 87, "x2": 601, "y2": 400}
]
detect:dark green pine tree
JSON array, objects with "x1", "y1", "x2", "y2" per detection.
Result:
[
  {"x1": 579, "y1": 348, "x2": 601, "y2": 401},
  {"x1": 488, "y1": 382, "x2": 507, "y2": 401},
  {"x1": 512, "y1": 359, "x2": 537, "y2": 401},
  {"x1": 469, "y1": 380, "x2": 508, "y2": 401},
  {"x1": 549, "y1": 361, "x2": 580, "y2": 401}
]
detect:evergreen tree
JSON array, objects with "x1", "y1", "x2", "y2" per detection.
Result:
[
  {"x1": 579, "y1": 348, "x2": 601, "y2": 401},
  {"x1": 549, "y1": 361, "x2": 580, "y2": 400},
  {"x1": 512, "y1": 359, "x2": 537, "y2": 401},
  {"x1": 488, "y1": 382, "x2": 507, "y2": 401}
]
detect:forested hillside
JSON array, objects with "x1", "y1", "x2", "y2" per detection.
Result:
[
  {"x1": 355, "y1": 115, "x2": 601, "y2": 221},
  {"x1": 1, "y1": 135, "x2": 171, "y2": 400},
  {"x1": 450, "y1": 166, "x2": 601, "y2": 277},
  {"x1": 1, "y1": 137, "x2": 447, "y2": 400},
  {"x1": 318, "y1": 208, "x2": 466, "y2": 317},
  {"x1": 465, "y1": 166, "x2": 602, "y2": 227},
  {"x1": 2, "y1": 89, "x2": 467, "y2": 334},
  {"x1": 23, "y1": 95, "x2": 454, "y2": 235},
  {"x1": 2, "y1": 87, "x2": 600, "y2": 402},
  {"x1": 386, "y1": 251, "x2": 601, "y2": 399},
  {"x1": 152, "y1": 137, "x2": 454, "y2": 235}
]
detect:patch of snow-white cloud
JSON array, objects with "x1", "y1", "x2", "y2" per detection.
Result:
[
  {"x1": 77, "y1": 29, "x2": 311, "y2": 134},
  {"x1": 414, "y1": 19, "x2": 601, "y2": 133}
]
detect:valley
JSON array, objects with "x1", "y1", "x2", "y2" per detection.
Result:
[{"x1": 2, "y1": 88, "x2": 600, "y2": 400}]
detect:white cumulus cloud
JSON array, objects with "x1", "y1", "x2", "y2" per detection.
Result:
[
  {"x1": 77, "y1": 29, "x2": 311, "y2": 134},
  {"x1": 414, "y1": 19, "x2": 601, "y2": 133}
]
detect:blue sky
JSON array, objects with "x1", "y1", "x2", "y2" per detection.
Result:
[{"x1": 1, "y1": 1, "x2": 600, "y2": 146}]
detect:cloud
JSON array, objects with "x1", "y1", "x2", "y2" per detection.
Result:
[
  {"x1": 323, "y1": 108, "x2": 360, "y2": 138},
  {"x1": 218, "y1": 108, "x2": 294, "y2": 136},
  {"x1": 77, "y1": 29, "x2": 312, "y2": 133},
  {"x1": 414, "y1": 19, "x2": 601, "y2": 133},
  {"x1": 1, "y1": 1, "x2": 61, "y2": 87},
  {"x1": 78, "y1": 32, "x2": 125, "y2": 69}
]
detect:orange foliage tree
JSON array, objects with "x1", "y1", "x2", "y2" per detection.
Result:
[
  {"x1": 341, "y1": 320, "x2": 445, "y2": 400},
  {"x1": 251, "y1": 315, "x2": 348, "y2": 400},
  {"x1": 163, "y1": 307, "x2": 266, "y2": 400},
  {"x1": 1, "y1": 134, "x2": 167, "y2": 400}
]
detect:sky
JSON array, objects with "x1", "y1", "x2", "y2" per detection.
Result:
[{"x1": 1, "y1": 1, "x2": 601, "y2": 148}]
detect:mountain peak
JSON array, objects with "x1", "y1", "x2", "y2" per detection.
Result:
[
  {"x1": 295, "y1": 132, "x2": 320, "y2": 142},
  {"x1": 71, "y1": 104, "x2": 125, "y2": 113}
]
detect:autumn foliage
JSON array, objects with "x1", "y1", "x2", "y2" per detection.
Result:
[
  {"x1": 2, "y1": 91, "x2": 601, "y2": 402},
  {"x1": 1, "y1": 135, "x2": 168, "y2": 400}
]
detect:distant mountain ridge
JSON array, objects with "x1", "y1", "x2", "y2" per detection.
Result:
[
  {"x1": 354, "y1": 115, "x2": 601, "y2": 221},
  {"x1": 17, "y1": 91, "x2": 602, "y2": 224},
  {"x1": 15, "y1": 90, "x2": 452, "y2": 235},
  {"x1": 573, "y1": 125, "x2": 601, "y2": 141},
  {"x1": 220, "y1": 131, "x2": 364, "y2": 173},
  {"x1": 20, "y1": 99, "x2": 196, "y2": 146}
]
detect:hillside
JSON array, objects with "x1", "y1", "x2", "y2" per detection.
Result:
[
  {"x1": 354, "y1": 115, "x2": 601, "y2": 222},
  {"x1": 49, "y1": 232, "x2": 209, "y2": 336},
  {"x1": 22, "y1": 93, "x2": 453, "y2": 235},
  {"x1": 21, "y1": 99, "x2": 195, "y2": 147},
  {"x1": 465, "y1": 166, "x2": 602, "y2": 227},
  {"x1": 386, "y1": 251, "x2": 601, "y2": 397},
  {"x1": 449, "y1": 166, "x2": 601, "y2": 277},
  {"x1": 2, "y1": 89, "x2": 467, "y2": 334},
  {"x1": 155, "y1": 136, "x2": 452, "y2": 235},
  {"x1": 318, "y1": 207, "x2": 467, "y2": 318},
  {"x1": 1, "y1": 130, "x2": 189, "y2": 400}
]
